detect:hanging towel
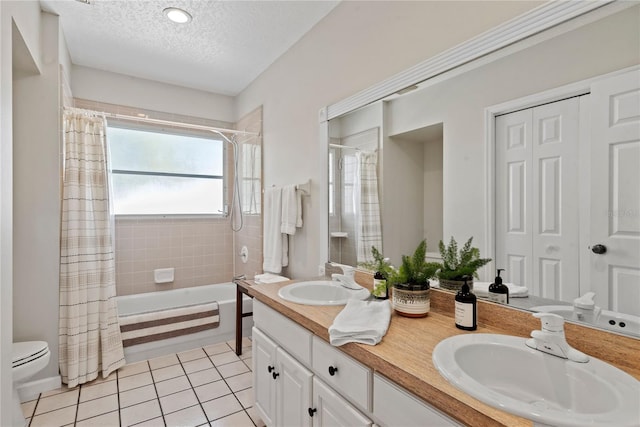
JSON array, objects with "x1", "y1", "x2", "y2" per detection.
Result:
[
  {"x1": 281, "y1": 185, "x2": 298, "y2": 235},
  {"x1": 329, "y1": 299, "x2": 391, "y2": 346},
  {"x1": 473, "y1": 281, "x2": 529, "y2": 298},
  {"x1": 296, "y1": 189, "x2": 303, "y2": 228},
  {"x1": 263, "y1": 187, "x2": 283, "y2": 273}
]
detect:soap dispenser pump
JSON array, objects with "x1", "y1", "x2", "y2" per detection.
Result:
[
  {"x1": 455, "y1": 276, "x2": 477, "y2": 331},
  {"x1": 488, "y1": 269, "x2": 509, "y2": 304}
]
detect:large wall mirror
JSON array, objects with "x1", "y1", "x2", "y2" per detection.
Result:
[{"x1": 325, "y1": 2, "x2": 640, "y2": 339}]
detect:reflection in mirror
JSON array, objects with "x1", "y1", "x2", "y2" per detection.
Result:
[{"x1": 326, "y1": 4, "x2": 640, "y2": 339}]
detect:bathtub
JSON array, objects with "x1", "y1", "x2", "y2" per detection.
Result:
[{"x1": 116, "y1": 283, "x2": 253, "y2": 363}]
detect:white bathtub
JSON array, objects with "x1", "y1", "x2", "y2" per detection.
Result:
[{"x1": 116, "y1": 283, "x2": 253, "y2": 363}]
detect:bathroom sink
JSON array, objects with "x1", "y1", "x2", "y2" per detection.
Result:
[
  {"x1": 277, "y1": 280, "x2": 370, "y2": 305},
  {"x1": 432, "y1": 333, "x2": 640, "y2": 427},
  {"x1": 531, "y1": 305, "x2": 640, "y2": 338}
]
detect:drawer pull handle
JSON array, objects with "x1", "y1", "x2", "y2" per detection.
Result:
[
  {"x1": 272, "y1": 371, "x2": 280, "y2": 380},
  {"x1": 308, "y1": 408, "x2": 317, "y2": 417},
  {"x1": 267, "y1": 365, "x2": 274, "y2": 373},
  {"x1": 328, "y1": 366, "x2": 338, "y2": 376}
]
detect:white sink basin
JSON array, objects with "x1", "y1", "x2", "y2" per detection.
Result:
[
  {"x1": 433, "y1": 333, "x2": 640, "y2": 427},
  {"x1": 531, "y1": 305, "x2": 640, "y2": 338},
  {"x1": 277, "y1": 280, "x2": 370, "y2": 305}
]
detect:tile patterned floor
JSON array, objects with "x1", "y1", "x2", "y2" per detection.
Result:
[{"x1": 22, "y1": 339, "x2": 265, "y2": 427}]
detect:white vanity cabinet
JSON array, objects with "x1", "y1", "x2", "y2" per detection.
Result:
[
  {"x1": 253, "y1": 327, "x2": 313, "y2": 427},
  {"x1": 253, "y1": 300, "x2": 460, "y2": 427}
]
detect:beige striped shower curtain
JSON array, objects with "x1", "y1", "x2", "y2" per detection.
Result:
[
  {"x1": 59, "y1": 110, "x2": 125, "y2": 387},
  {"x1": 355, "y1": 151, "x2": 382, "y2": 264}
]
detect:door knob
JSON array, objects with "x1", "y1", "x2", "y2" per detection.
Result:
[
  {"x1": 308, "y1": 408, "x2": 317, "y2": 417},
  {"x1": 591, "y1": 244, "x2": 607, "y2": 254},
  {"x1": 272, "y1": 371, "x2": 279, "y2": 380},
  {"x1": 267, "y1": 365, "x2": 274, "y2": 373},
  {"x1": 328, "y1": 366, "x2": 338, "y2": 376}
]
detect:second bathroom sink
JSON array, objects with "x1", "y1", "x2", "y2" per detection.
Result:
[{"x1": 277, "y1": 280, "x2": 370, "y2": 305}]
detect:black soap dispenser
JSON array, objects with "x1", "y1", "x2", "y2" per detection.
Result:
[
  {"x1": 455, "y1": 277, "x2": 477, "y2": 331},
  {"x1": 488, "y1": 269, "x2": 509, "y2": 304}
]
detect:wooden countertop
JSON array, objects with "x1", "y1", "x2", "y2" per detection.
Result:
[{"x1": 241, "y1": 279, "x2": 640, "y2": 427}]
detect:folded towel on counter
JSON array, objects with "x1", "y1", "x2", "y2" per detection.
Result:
[
  {"x1": 473, "y1": 281, "x2": 529, "y2": 298},
  {"x1": 254, "y1": 273, "x2": 290, "y2": 284},
  {"x1": 329, "y1": 299, "x2": 391, "y2": 346}
]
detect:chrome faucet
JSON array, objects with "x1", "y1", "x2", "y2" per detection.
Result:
[
  {"x1": 525, "y1": 313, "x2": 589, "y2": 363},
  {"x1": 331, "y1": 267, "x2": 362, "y2": 290},
  {"x1": 573, "y1": 292, "x2": 602, "y2": 323}
]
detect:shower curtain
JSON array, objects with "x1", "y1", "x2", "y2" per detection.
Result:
[
  {"x1": 355, "y1": 151, "x2": 382, "y2": 263},
  {"x1": 59, "y1": 109, "x2": 125, "y2": 387}
]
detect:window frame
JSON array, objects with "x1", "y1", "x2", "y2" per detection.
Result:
[{"x1": 106, "y1": 120, "x2": 229, "y2": 218}]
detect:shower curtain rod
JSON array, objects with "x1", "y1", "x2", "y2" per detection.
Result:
[{"x1": 63, "y1": 106, "x2": 260, "y2": 137}]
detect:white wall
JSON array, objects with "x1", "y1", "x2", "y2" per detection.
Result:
[
  {"x1": 0, "y1": 1, "x2": 45, "y2": 423},
  {"x1": 235, "y1": 0, "x2": 542, "y2": 278},
  {"x1": 72, "y1": 65, "x2": 235, "y2": 122},
  {"x1": 386, "y1": 5, "x2": 640, "y2": 275},
  {"x1": 12, "y1": 11, "x2": 61, "y2": 380}
]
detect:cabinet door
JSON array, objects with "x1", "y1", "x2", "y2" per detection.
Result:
[
  {"x1": 253, "y1": 327, "x2": 278, "y2": 427},
  {"x1": 275, "y1": 347, "x2": 313, "y2": 427},
  {"x1": 311, "y1": 377, "x2": 372, "y2": 427}
]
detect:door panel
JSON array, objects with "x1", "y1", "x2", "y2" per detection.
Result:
[
  {"x1": 590, "y1": 70, "x2": 640, "y2": 315},
  {"x1": 275, "y1": 347, "x2": 312, "y2": 427},
  {"x1": 253, "y1": 327, "x2": 277, "y2": 427}
]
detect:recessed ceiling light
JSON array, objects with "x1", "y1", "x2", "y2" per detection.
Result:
[{"x1": 163, "y1": 7, "x2": 192, "y2": 24}]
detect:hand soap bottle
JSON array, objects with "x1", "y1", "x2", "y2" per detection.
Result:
[
  {"x1": 488, "y1": 269, "x2": 509, "y2": 304},
  {"x1": 455, "y1": 277, "x2": 477, "y2": 331}
]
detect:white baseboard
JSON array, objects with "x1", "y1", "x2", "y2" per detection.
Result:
[{"x1": 17, "y1": 376, "x2": 62, "y2": 402}]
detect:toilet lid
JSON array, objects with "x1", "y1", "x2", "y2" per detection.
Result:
[{"x1": 12, "y1": 341, "x2": 50, "y2": 368}]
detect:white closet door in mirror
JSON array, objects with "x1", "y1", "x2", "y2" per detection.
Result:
[
  {"x1": 496, "y1": 97, "x2": 580, "y2": 301},
  {"x1": 590, "y1": 69, "x2": 640, "y2": 315}
]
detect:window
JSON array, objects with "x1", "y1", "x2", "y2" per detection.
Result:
[{"x1": 107, "y1": 125, "x2": 225, "y2": 215}]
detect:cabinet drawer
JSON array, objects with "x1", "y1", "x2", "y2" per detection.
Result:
[
  {"x1": 253, "y1": 300, "x2": 312, "y2": 365},
  {"x1": 311, "y1": 336, "x2": 372, "y2": 411},
  {"x1": 373, "y1": 374, "x2": 461, "y2": 427}
]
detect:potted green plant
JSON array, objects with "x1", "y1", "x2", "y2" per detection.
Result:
[
  {"x1": 435, "y1": 236, "x2": 491, "y2": 291},
  {"x1": 358, "y1": 246, "x2": 393, "y2": 299},
  {"x1": 387, "y1": 240, "x2": 440, "y2": 317}
]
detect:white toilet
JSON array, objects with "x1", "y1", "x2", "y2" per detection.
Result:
[{"x1": 12, "y1": 341, "x2": 51, "y2": 426}]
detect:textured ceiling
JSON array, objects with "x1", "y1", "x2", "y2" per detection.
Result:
[{"x1": 41, "y1": 0, "x2": 339, "y2": 95}]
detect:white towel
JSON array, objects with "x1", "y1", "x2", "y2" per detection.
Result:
[
  {"x1": 296, "y1": 189, "x2": 303, "y2": 228},
  {"x1": 263, "y1": 187, "x2": 283, "y2": 273},
  {"x1": 472, "y1": 281, "x2": 529, "y2": 298},
  {"x1": 254, "y1": 273, "x2": 290, "y2": 284},
  {"x1": 281, "y1": 185, "x2": 297, "y2": 235},
  {"x1": 329, "y1": 299, "x2": 391, "y2": 346}
]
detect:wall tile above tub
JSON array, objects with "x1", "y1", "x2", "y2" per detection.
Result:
[{"x1": 115, "y1": 217, "x2": 234, "y2": 296}]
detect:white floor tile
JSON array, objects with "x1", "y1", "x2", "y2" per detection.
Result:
[
  {"x1": 156, "y1": 375, "x2": 191, "y2": 397},
  {"x1": 234, "y1": 388, "x2": 254, "y2": 409},
  {"x1": 148, "y1": 353, "x2": 179, "y2": 370},
  {"x1": 195, "y1": 380, "x2": 232, "y2": 403},
  {"x1": 119, "y1": 384, "x2": 157, "y2": 408},
  {"x1": 118, "y1": 360, "x2": 150, "y2": 378},
  {"x1": 152, "y1": 363, "x2": 185, "y2": 382},
  {"x1": 188, "y1": 367, "x2": 222, "y2": 387},
  {"x1": 202, "y1": 394, "x2": 242, "y2": 421},
  {"x1": 164, "y1": 404, "x2": 208, "y2": 427},
  {"x1": 75, "y1": 409, "x2": 120, "y2": 426},
  {"x1": 79, "y1": 378, "x2": 118, "y2": 402},
  {"x1": 118, "y1": 371, "x2": 154, "y2": 392},
  {"x1": 210, "y1": 410, "x2": 255, "y2": 427},
  {"x1": 246, "y1": 406, "x2": 266, "y2": 427},
  {"x1": 30, "y1": 405, "x2": 77, "y2": 427},
  {"x1": 177, "y1": 347, "x2": 207, "y2": 362},
  {"x1": 159, "y1": 388, "x2": 198, "y2": 415},
  {"x1": 131, "y1": 416, "x2": 164, "y2": 426},
  {"x1": 77, "y1": 393, "x2": 119, "y2": 421},
  {"x1": 225, "y1": 372, "x2": 253, "y2": 392},
  {"x1": 204, "y1": 342, "x2": 233, "y2": 356},
  {"x1": 210, "y1": 351, "x2": 241, "y2": 366},
  {"x1": 20, "y1": 399, "x2": 37, "y2": 418},
  {"x1": 183, "y1": 357, "x2": 214, "y2": 374},
  {"x1": 120, "y1": 399, "x2": 162, "y2": 426},
  {"x1": 35, "y1": 389, "x2": 79, "y2": 415},
  {"x1": 218, "y1": 361, "x2": 250, "y2": 379}
]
